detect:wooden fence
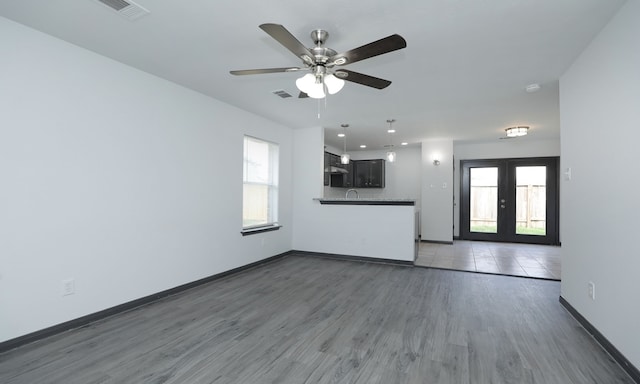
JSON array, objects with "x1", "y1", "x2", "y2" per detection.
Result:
[{"x1": 470, "y1": 185, "x2": 546, "y2": 230}]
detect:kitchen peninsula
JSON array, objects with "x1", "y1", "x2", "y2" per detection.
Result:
[{"x1": 307, "y1": 198, "x2": 418, "y2": 263}]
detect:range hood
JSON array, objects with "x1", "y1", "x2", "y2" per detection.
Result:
[{"x1": 325, "y1": 165, "x2": 348, "y2": 174}]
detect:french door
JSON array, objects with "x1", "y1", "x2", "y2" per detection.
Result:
[{"x1": 460, "y1": 157, "x2": 559, "y2": 245}]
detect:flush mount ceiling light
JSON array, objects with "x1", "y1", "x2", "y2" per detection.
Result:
[
  {"x1": 386, "y1": 119, "x2": 397, "y2": 163},
  {"x1": 505, "y1": 126, "x2": 530, "y2": 137},
  {"x1": 525, "y1": 83, "x2": 541, "y2": 93}
]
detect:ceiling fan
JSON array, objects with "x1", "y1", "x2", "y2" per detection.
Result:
[{"x1": 230, "y1": 23, "x2": 407, "y2": 99}]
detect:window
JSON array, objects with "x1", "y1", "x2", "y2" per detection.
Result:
[{"x1": 242, "y1": 136, "x2": 279, "y2": 234}]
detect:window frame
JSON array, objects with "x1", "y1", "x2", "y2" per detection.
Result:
[{"x1": 241, "y1": 135, "x2": 281, "y2": 236}]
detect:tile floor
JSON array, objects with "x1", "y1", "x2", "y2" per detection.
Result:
[{"x1": 415, "y1": 240, "x2": 561, "y2": 280}]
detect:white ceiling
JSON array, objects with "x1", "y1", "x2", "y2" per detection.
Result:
[{"x1": 0, "y1": 0, "x2": 626, "y2": 151}]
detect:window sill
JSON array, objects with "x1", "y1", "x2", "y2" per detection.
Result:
[{"x1": 241, "y1": 224, "x2": 282, "y2": 236}]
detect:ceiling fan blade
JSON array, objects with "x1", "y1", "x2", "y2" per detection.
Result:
[
  {"x1": 329, "y1": 34, "x2": 407, "y2": 66},
  {"x1": 298, "y1": 92, "x2": 309, "y2": 98},
  {"x1": 230, "y1": 67, "x2": 304, "y2": 75},
  {"x1": 334, "y1": 70, "x2": 392, "y2": 89},
  {"x1": 259, "y1": 23, "x2": 315, "y2": 64}
]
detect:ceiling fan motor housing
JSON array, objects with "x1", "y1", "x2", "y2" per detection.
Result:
[{"x1": 309, "y1": 47, "x2": 337, "y2": 66}]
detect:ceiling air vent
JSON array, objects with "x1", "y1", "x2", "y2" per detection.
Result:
[
  {"x1": 95, "y1": 0, "x2": 150, "y2": 21},
  {"x1": 272, "y1": 90, "x2": 293, "y2": 99}
]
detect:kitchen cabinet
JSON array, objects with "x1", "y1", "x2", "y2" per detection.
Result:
[
  {"x1": 324, "y1": 152, "x2": 330, "y2": 186},
  {"x1": 324, "y1": 153, "x2": 385, "y2": 188},
  {"x1": 330, "y1": 161, "x2": 353, "y2": 188},
  {"x1": 324, "y1": 152, "x2": 349, "y2": 186},
  {"x1": 329, "y1": 153, "x2": 342, "y2": 167},
  {"x1": 353, "y1": 159, "x2": 385, "y2": 188}
]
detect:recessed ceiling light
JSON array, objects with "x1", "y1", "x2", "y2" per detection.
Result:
[
  {"x1": 360, "y1": 145, "x2": 367, "y2": 148},
  {"x1": 387, "y1": 129, "x2": 396, "y2": 133},
  {"x1": 337, "y1": 133, "x2": 345, "y2": 137},
  {"x1": 401, "y1": 142, "x2": 408, "y2": 146},
  {"x1": 525, "y1": 83, "x2": 541, "y2": 93}
]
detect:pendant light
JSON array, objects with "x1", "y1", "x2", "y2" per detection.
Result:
[
  {"x1": 338, "y1": 124, "x2": 351, "y2": 164},
  {"x1": 340, "y1": 124, "x2": 350, "y2": 164},
  {"x1": 386, "y1": 119, "x2": 396, "y2": 163}
]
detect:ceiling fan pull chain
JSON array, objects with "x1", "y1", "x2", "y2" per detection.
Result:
[{"x1": 324, "y1": 82, "x2": 328, "y2": 110}]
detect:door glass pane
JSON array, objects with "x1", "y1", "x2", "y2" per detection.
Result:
[
  {"x1": 470, "y1": 167, "x2": 498, "y2": 233},
  {"x1": 515, "y1": 166, "x2": 546, "y2": 236}
]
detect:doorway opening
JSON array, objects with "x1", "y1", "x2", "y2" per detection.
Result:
[{"x1": 460, "y1": 157, "x2": 560, "y2": 245}]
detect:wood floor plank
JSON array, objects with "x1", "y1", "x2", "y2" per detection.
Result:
[{"x1": 0, "y1": 255, "x2": 634, "y2": 384}]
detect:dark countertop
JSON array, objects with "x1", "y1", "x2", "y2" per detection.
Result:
[{"x1": 314, "y1": 198, "x2": 416, "y2": 206}]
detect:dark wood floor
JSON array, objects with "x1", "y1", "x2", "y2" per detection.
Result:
[{"x1": 0, "y1": 255, "x2": 633, "y2": 383}]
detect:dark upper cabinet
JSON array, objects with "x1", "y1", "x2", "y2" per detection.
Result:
[
  {"x1": 353, "y1": 159, "x2": 385, "y2": 188},
  {"x1": 325, "y1": 152, "x2": 350, "y2": 186},
  {"x1": 329, "y1": 153, "x2": 342, "y2": 167},
  {"x1": 324, "y1": 152, "x2": 330, "y2": 186},
  {"x1": 324, "y1": 152, "x2": 385, "y2": 188},
  {"x1": 330, "y1": 161, "x2": 353, "y2": 188}
]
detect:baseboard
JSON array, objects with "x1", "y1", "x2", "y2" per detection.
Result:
[
  {"x1": 0, "y1": 251, "x2": 292, "y2": 354},
  {"x1": 420, "y1": 239, "x2": 454, "y2": 245},
  {"x1": 292, "y1": 250, "x2": 413, "y2": 267},
  {"x1": 559, "y1": 296, "x2": 640, "y2": 383}
]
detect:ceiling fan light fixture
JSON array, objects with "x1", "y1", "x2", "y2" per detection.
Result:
[
  {"x1": 307, "y1": 84, "x2": 326, "y2": 99},
  {"x1": 295, "y1": 73, "x2": 314, "y2": 93},
  {"x1": 296, "y1": 73, "x2": 325, "y2": 98},
  {"x1": 324, "y1": 74, "x2": 345, "y2": 95},
  {"x1": 296, "y1": 73, "x2": 342, "y2": 98}
]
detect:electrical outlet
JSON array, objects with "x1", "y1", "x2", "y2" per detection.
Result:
[
  {"x1": 62, "y1": 278, "x2": 75, "y2": 296},
  {"x1": 588, "y1": 281, "x2": 595, "y2": 300}
]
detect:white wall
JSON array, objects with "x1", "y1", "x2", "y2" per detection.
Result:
[
  {"x1": 560, "y1": 0, "x2": 640, "y2": 369},
  {"x1": 421, "y1": 139, "x2": 454, "y2": 242},
  {"x1": 453, "y1": 139, "x2": 560, "y2": 237},
  {"x1": 0, "y1": 17, "x2": 293, "y2": 342},
  {"x1": 293, "y1": 127, "x2": 415, "y2": 261},
  {"x1": 292, "y1": 126, "x2": 326, "y2": 250}
]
